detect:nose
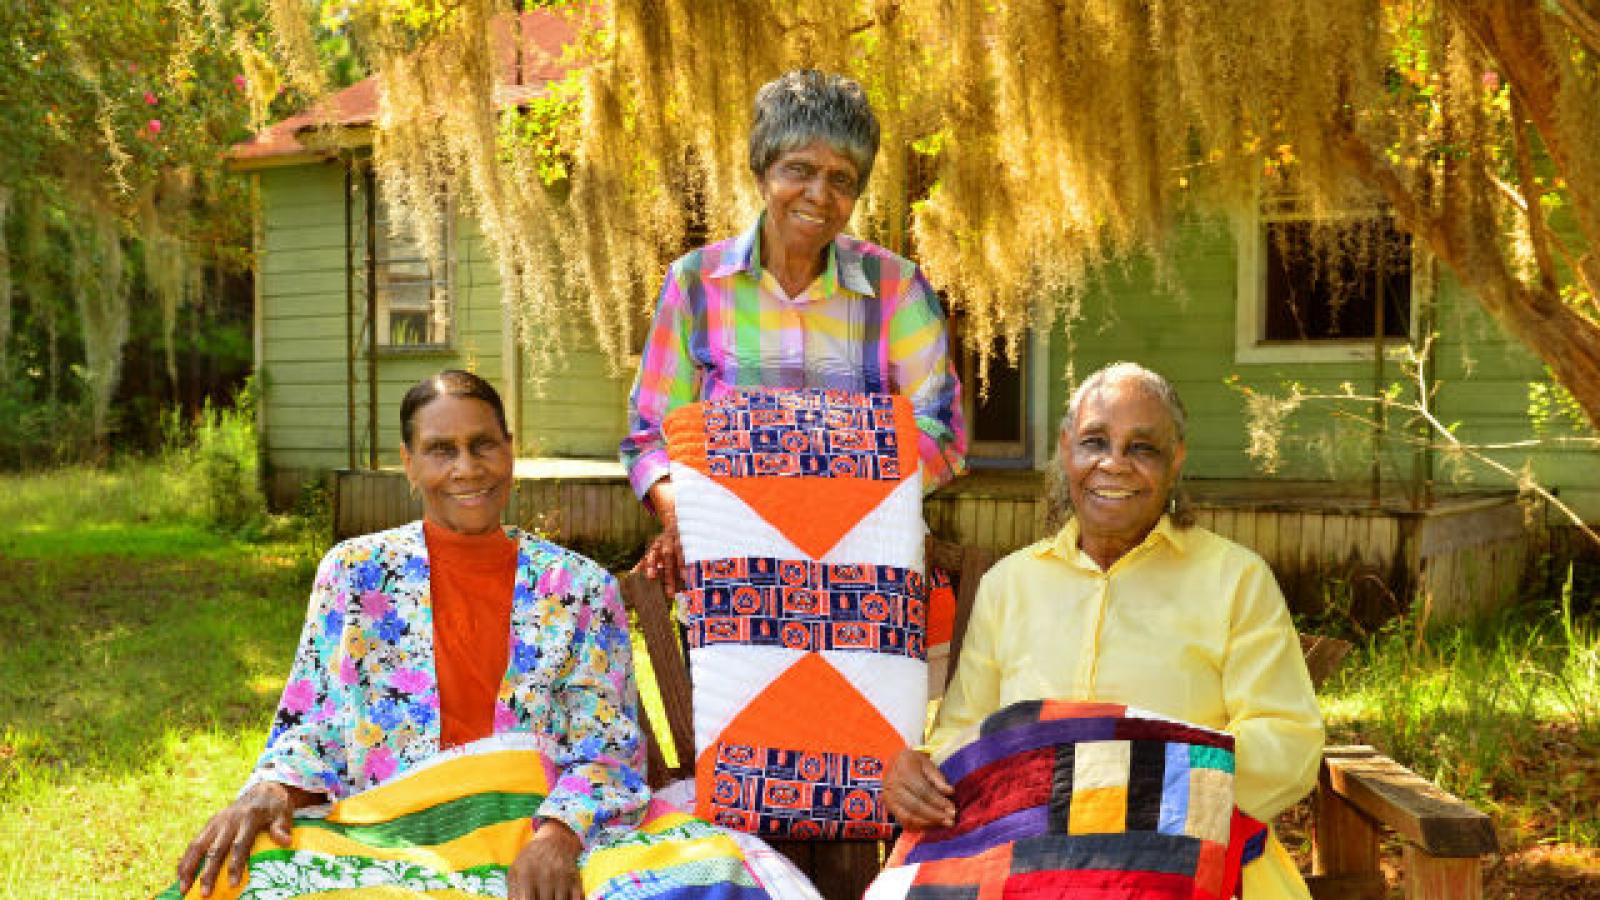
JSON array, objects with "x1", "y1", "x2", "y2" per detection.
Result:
[{"x1": 451, "y1": 446, "x2": 483, "y2": 479}]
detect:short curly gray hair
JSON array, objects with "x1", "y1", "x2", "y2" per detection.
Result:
[{"x1": 748, "y1": 69, "x2": 880, "y2": 190}]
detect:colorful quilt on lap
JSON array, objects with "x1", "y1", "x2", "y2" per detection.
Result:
[
  {"x1": 866, "y1": 701, "x2": 1268, "y2": 900},
  {"x1": 663, "y1": 389, "x2": 929, "y2": 842},
  {"x1": 154, "y1": 736, "x2": 785, "y2": 899}
]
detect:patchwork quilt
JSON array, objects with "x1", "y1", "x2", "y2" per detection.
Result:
[
  {"x1": 663, "y1": 389, "x2": 930, "y2": 842},
  {"x1": 155, "y1": 735, "x2": 812, "y2": 899},
  {"x1": 866, "y1": 701, "x2": 1268, "y2": 900}
]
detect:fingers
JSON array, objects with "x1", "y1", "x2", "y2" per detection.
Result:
[
  {"x1": 196, "y1": 824, "x2": 233, "y2": 897},
  {"x1": 886, "y1": 750, "x2": 957, "y2": 831},
  {"x1": 176, "y1": 824, "x2": 215, "y2": 894}
]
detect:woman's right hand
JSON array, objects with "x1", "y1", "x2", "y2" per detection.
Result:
[
  {"x1": 176, "y1": 781, "x2": 315, "y2": 897},
  {"x1": 637, "y1": 479, "x2": 684, "y2": 596},
  {"x1": 885, "y1": 748, "x2": 957, "y2": 830}
]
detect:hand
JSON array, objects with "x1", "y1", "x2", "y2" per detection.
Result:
[
  {"x1": 176, "y1": 781, "x2": 318, "y2": 897},
  {"x1": 635, "y1": 480, "x2": 684, "y2": 596},
  {"x1": 508, "y1": 819, "x2": 585, "y2": 900},
  {"x1": 885, "y1": 748, "x2": 956, "y2": 830}
]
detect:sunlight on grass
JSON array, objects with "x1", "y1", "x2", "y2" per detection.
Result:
[{"x1": 1317, "y1": 582, "x2": 1600, "y2": 850}]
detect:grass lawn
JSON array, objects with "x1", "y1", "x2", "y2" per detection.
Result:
[{"x1": 2, "y1": 462, "x2": 1597, "y2": 897}]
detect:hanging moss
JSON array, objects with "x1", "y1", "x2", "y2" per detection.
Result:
[{"x1": 262, "y1": 1, "x2": 1600, "y2": 422}]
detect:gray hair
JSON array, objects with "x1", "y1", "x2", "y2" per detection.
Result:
[
  {"x1": 748, "y1": 70, "x2": 880, "y2": 189},
  {"x1": 1045, "y1": 361, "x2": 1194, "y2": 529}
]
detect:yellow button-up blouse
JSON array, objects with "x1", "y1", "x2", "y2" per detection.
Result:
[{"x1": 928, "y1": 516, "x2": 1324, "y2": 899}]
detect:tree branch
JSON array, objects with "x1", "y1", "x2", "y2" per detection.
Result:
[
  {"x1": 1509, "y1": 91, "x2": 1560, "y2": 301},
  {"x1": 1549, "y1": 0, "x2": 1600, "y2": 56}
]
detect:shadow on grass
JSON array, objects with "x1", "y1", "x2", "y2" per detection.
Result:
[{"x1": 0, "y1": 545, "x2": 311, "y2": 789}]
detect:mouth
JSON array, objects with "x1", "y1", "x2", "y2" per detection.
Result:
[
  {"x1": 1088, "y1": 487, "x2": 1138, "y2": 500},
  {"x1": 793, "y1": 210, "x2": 826, "y2": 225},
  {"x1": 449, "y1": 487, "x2": 496, "y2": 502}
]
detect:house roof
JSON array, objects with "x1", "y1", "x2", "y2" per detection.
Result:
[{"x1": 229, "y1": 11, "x2": 578, "y2": 169}]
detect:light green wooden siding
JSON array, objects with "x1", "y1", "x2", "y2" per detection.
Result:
[
  {"x1": 256, "y1": 162, "x2": 633, "y2": 485},
  {"x1": 1045, "y1": 218, "x2": 1600, "y2": 519}
]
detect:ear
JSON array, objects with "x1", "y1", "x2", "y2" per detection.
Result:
[{"x1": 1171, "y1": 440, "x2": 1188, "y2": 478}]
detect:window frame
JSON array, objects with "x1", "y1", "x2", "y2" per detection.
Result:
[
  {"x1": 1234, "y1": 195, "x2": 1424, "y2": 365},
  {"x1": 372, "y1": 189, "x2": 457, "y2": 354}
]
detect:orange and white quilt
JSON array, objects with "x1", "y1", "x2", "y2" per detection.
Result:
[{"x1": 663, "y1": 389, "x2": 930, "y2": 841}]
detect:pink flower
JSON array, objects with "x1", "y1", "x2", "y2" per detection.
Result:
[
  {"x1": 364, "y1": 747, "x2": 398, "y2": 783},
  {"x1": 145, "y1": 118, "x2": 161, "y2": 135},
  {"x1": 360, "y1": 590, "x2": 391, "y2": 619},
  {"x1": 282, "y1": 679, "x2": 315, "y2": 713},
  {"x1": 1482, "y1": 70, "x2": 1501, "y2": 92},
  {"x1": 338, "y1": 656, "x2": 359, "y2": 685},
  {"x1": 390, "y1": 668, "x2": 432, "y2": 694},
  {"x1": 143, "y1": 91, "x2": 157, "y2": 106},
  {"x1": 233, "y1": 74, "x2": 247, "y2": 90}
]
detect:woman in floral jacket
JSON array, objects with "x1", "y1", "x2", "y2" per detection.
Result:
[{"x1": 175, "y1": 371, "x2": 645, "y2": 900}]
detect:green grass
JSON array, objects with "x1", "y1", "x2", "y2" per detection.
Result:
[
  {"x1": 0, "y1": 461, "x2": 311, "y2": 898},
  {"x1": 1317, "y1": 583, "x2": 1600, "y2": 853}
]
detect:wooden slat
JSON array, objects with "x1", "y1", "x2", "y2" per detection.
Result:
[
  {"x1": 1304, "y1": 873, "x2": 1387, "y2": 900},
  {"x1": 1300, "y1": 634, "x2": 1353, "y2": 690},
  {"x1": 1320, "y1": 746, "x2": 1498, "y2": 858},
  {"x1": 618, "y1": 572, "x2": 695, "y2": 786}
]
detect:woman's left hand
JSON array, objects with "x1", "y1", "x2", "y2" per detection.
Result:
[{"x1": 508, "y1": 819, "x2": 585, "y2": 900}]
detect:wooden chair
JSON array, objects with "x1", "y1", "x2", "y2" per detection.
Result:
[{"x1": 621, "y1": 538, "x2": 1498, "y2": 900}]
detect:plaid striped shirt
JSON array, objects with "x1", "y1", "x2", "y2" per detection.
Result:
[{"x1": 622, "y1": 216, "x2": 967, "y2": 499}]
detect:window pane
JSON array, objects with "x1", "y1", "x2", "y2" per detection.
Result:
[
  {"x1": 973, "y1": 353, "x2": 1024, "y2": 444},
  {"x1": 1263, "y1": 218, "x2": 1411, "y2": 342}
]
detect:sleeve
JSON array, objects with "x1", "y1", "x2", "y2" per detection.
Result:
[
  {"x1": 621, "y1": 263, "x2": 700, "y2": 501},
  {"x1": 1222, "y1": 557, "x2": 1325, "y2": 820},
  {"x1": 535, "y1": 565, "x2": 650, "y2": 847},
  {"x1": 923, "y1": 568, "x2": 1003, "y2": 758},
  {"x1": 243, "y1": 548, "x2": 353, "y2": 800},
  {"x1": 888, "y1": 268, "x2": 967, "y2": 491}
]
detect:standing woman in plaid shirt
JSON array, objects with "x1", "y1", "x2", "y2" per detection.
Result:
[{"x1": 621, "y1": 69, "x2": 968, "y2": 593}]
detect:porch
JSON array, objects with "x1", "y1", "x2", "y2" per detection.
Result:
[{"x1": 332, "y1": 463, "x2": 1544, "y2": 624}]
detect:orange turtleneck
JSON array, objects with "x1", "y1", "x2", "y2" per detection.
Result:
[{"x1": 423, "y1": 519, "x2": 517, "y2": 749}]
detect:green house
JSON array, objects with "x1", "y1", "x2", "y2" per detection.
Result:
[{"x1": 230, "y1": 20, "x2": 1596, "y2": 621}]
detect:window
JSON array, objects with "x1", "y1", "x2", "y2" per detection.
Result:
[
  {"x1": 1236, "y1": 198, "x2": 1415, "y2": 363},
  {"x1": 948, "y1": 310, "x2": 1033, "y2": 466},
  {"x1": 374, "y1": 194, "x2": 454, "y2": 349}
]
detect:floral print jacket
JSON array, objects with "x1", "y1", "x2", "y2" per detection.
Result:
[{"x1": 245, "y1": 522, "x2": 647, "y2": 847}]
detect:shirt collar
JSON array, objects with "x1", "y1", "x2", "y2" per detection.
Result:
[
  {"x1": 1035, "y1": 514, "x2": 1190, "y2": 569},
  {"x1": 710, "y1": 214, "x2": 877, "y2": 298}
]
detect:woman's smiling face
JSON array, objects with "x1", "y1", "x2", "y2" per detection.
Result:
[
  {"x1": 757, "y1": 140, "x2": 861, "y2": 263},
  {"x1": 1064, "y1": 379, "x2": 1187, "y2": 554},
  {"x1": 400, "y1": 394, "x2": 513, "y2": 535}
]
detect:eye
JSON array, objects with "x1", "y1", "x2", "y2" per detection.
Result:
[
  {"x1": 427, "y1": 443, "x2": 454, "y2": 459},
  {"x1": 472, "y1": 437, "x2": 500, "y2": 454},
  {"x1": 829, "y1": 172, "x2": 858, "y2": 194},
  {"x1": 781, "y1": 161, "x2": 812, "y2": 179},
  {"x1": 1078, "y1": 435, "x2": 1108, "y2": 451}
]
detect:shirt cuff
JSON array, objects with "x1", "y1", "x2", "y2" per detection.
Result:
[{"x1": 629, "y1": 451, "x2": 671, "y2": 502}]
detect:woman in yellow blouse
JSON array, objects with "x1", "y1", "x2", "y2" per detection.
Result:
[{"x1": 885, "y1": 361, "x2": 1324, "y2": 899}]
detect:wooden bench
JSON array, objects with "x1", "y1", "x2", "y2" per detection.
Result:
[{"x1": 622, "y1": 538, "x2": 1498, "y2": 899}]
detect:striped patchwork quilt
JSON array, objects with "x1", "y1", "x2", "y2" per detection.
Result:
[
  {"x1": 663, "y1": 389, "x2": 929, "y2": 842},
  {"x1": 866, "y1": 701, "x2": 1268, "y2": 900},
  {"x1": 155, "y1": 735, "x2": 811, "y2": 899}
]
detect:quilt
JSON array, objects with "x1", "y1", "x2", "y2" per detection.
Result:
[
  {"x1": 663, "y1": 389, "x2": 930, "y2": 842},
  {"x1": 155, "y1": 735, "x2": 810, "y2": 899},
  {"x1": 866, "y1": 701, "x2": 1268, "y2": 900}
]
